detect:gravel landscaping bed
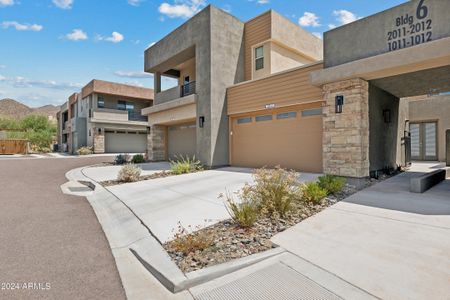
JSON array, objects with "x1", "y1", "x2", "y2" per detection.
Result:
[
  {"x1": 164, "y1": 173, "x2": 398, "y2": 273},
  {"x1": 100, "y1": 171, "x2": 172, "y2": 187}
]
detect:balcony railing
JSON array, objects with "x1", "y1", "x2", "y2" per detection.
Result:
[
  {"x1": 128, "y1": 111, "x2": 148, "y2": 122},
  {"x1": 181, "y1": 81, "x2": 196, "y2": 97},
  {"x1": 155, "y1": 81, "x2": 197, "y2": 105},
  {"x1": 91, "y1": 108, "x2": 147, "y2": 123}
]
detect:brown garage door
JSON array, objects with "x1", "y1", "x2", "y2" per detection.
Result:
[
  {"x1": 168, "y1": 123, "x2": 197, "y2": 159},
  {"x1": 230, "y1": 107, "x2": 323, "y2": 172}
]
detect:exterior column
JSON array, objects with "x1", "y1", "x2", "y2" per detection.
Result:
[
  {"x1": 147, "y1": 125, "x2": 166, "y2": 161},
  {"x1": 154, "y1": 72, "x2": 162, "y2": 94},
  {"x1": 322, "y1": 78, "x2": 370, "y2": 178},
  {"x1": 93, "y1": 128, "x2": 105, "y2": 154}
]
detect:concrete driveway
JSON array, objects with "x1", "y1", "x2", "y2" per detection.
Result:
[
  {"x1": 105, "y1": 167, "x2": 320, "y2": 243},
  {"x1": 272, "y1": 163, "x2": 450, "y2": 300}
]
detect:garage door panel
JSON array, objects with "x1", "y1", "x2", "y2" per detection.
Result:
[
  {"x1": 168, "y1": 124, "x2": 196, "y2": 159},
  {"x1": 231, "y1": 113, "x2": 323, "y2": 173},
  {"x1": 105, "y1": 132, "x2": 147, "y2": 153}
]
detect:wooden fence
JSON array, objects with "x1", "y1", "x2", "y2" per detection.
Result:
[{"x1": 0, "y1": 139, "x2": 28, "y2": 154}]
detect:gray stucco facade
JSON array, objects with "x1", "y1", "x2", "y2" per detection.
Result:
[{"x1": 144, "y1": 6, "x2": 245, "y2": 167}]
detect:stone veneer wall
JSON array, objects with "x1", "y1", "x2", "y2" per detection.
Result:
[
  {"x1": 322, "y1": 78, "x2": 370, "y2": 178},
  {"x1": 93, "y1": 129, "x2": 105, "y2": 154},
  {"x1": 147, "y1": 125, "x2": 166, "y2": 161}
]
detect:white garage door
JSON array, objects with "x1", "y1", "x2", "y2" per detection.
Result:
[
  {"x1": 105, "y1": 131, "x2": 147, "y2": 153},
  {"x1": 168, "y1": 123, "x2": 196, "y2": 159}
]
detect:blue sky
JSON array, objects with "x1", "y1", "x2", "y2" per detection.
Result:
[{"x1": 0, "y1": 0, "x2": 406, "y2": 107}]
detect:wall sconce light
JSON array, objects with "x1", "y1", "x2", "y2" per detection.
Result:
[
  {"x1": 199, "y1": 116, "x2": 205, "y2": 128},
  {"x1": 383, "y1": 109, "x2": 391, "y2": 123},
  {"x1": 335, "y1": 95, "x2": 344, "y2": 113}
]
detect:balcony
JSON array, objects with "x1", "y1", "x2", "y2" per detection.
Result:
[
  {"x1": 91, "y1": 108, "x2": 148, "y2": 123},
  {"x1": 155, "y1": 81, "x2": 196, "y2": 105}
]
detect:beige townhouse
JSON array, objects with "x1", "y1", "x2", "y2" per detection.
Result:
[{"x1": 58, "y1": 79, "x2": 153, "y2": 154}]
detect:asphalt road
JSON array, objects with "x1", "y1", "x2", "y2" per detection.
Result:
[{"x1": 0, "y1": 156, "x2": 126, "y2": 300}]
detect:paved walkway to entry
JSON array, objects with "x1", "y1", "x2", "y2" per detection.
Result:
[{"x1": 270, "y1": 162, "x2": 450, "y2": 300}]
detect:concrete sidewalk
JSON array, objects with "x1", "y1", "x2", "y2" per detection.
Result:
[{"x1": 272, "y1": 164, "x2": 450, "y2": 300}]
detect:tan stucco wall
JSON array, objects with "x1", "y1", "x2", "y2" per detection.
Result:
[
  {"x1": 82, "y1": 79, "x2": 154, "y2": 100},
  {"x1": 270, "y1": 42, "x2": 316, "y2": 74},
  {"x1": 148, "y1": 102, "x2": 196, "y2": 126},
  {"x1": 177, "y1": 57, "x2": 196, "y2": 85},
  {"x1": 408, "y1": 94, "x2": 450, "y2": 162},
  {"x1": 244, "y1": 10, "x2": 323, "y2": 81}
]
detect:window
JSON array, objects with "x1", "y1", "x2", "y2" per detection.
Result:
[
  {"x1": 255, "y1": 46, "x2": 264, "y2": 70},
  {"x1": 117, "y1": 100, "x2": 126, "y2": 110},
  {"x1": 237, "y1": 117, "x2": 252, "y2": 124},
  {"x1": 255, "y1": 115, "x2": 272, "y2": 122},
  {"x1": 302, "y1": 108, "x2": 322, "y2": 117},
  {"x1": 118, "y1": 100, "x2": 134, "y2": 112},
  {"x1": 277, "y1": 112, "x2": 297, "y2": 120},
  {"x1": 97, "y1": 96, "x2": 105, "y2": 109}
]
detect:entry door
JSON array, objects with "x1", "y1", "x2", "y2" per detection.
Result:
[{"x1": 410, "y1": 122, "x2": 437, "y2": 161}]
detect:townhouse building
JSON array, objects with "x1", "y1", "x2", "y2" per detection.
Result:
[
  {"x1": 57, "y1": 80, "x2": 153, "y2": 154},
  {"x1": 143, "y1": 0, "x2": 450, "y2": 179}
]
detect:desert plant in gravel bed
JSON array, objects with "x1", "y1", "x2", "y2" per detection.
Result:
[
  {"x1": 117, "y1": 164, "x2": 141, "y2": 183},
  {"x1": 318, "y1": 174, "x2": 346, "y2": 195},
  {"x1": 222, "y1": 191, "x2": 259, "y2": 228},
  {"x1": 114, "y1": 153, "x2": 130, "y2": 165},
  {"x1": 246, "y1": 167, "x2": 302, "y2": 218},
  {"x1": 131, "y1": 154, "x2": 145, "y2": 164},
  {"x1": 301, "y1": 182, "x2": 328, "y2": 204},
  {"x1": 170, "y1": 155, "x2": 203, "y2": 175},
  {"x1": 170, "y1": 222, "x2": 214, "y2": 256},
  {"x1": 76, "y1": 146, "x2": 93, "y2": 155}
]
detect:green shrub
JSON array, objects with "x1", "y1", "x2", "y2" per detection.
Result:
[
  {"x1": 318, "y1": 175, "x2": 346, "y2": 195},
  {"x1": 170, "y1": 222, "x2": 213, "y2": 255},
  {"x1": 302, "y1": 182, "x2": 328, "y2": 204},
  {"x1": 114, "y1": 154, "x2": 130, "y2": 165},
  {"x1": 223, "y1": 191, "x2": 259, "y2": 228},
  {"x1": 77, "y1": 146, "x2": 93, "y2": 156},
  {"x1": 243, "y1": 167, "x2": 302, "y2": 218},
  {"x1": 170, "y1": 155, "x2": 203, "y2": 175},
  {"x1": 131, "y1": 154, "x2": 145, "y2": 164},
  {"x1": 117, "y1": 164, "x2": 141, "y2": 182}
]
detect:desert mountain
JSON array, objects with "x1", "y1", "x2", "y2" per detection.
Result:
[{"x1": 0, "y1": 98, "x2": 59, "y2": 120}]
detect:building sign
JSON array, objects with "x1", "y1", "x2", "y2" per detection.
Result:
[
  {"x1": 387, "y1": 0, "x2": 433, "y2": 52},
  {"x1": 324, "y1": 0, "x2": 450, "y2": 68},
  {"x1": 265, "y1": 103, "x2": 276, "y2": 109}
]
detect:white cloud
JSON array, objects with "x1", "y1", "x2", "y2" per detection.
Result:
[
  {"x1": 65, "y1": 29, "x2": 88, "y2": 41},
  {"x1": 97, "y1": 31, "x2": 124, "y2": 43},
  {"x1": 53, "y1": 0, "x2": 73, "y2": 9},
  {"x1": 0, "y1": 0, "x2": 14, "y2": 7},
  {"x1": 333, "y1": 9, "x2": 358, "y2": 25},
  {"x1": 114, "y1": 71, "x2": 152, "y2": 78},
  {"x1": 127, "y1": 0, "x2": 143, "y2": 6},
  {"x1": 248, "y1": 0, "x2": 269, "y2": 4},
  {"x1": 1, "y1": 21, "x2": 43, "y2": 31},
  {"x1": 312, "y1": 32, "x2": 322, "y2": 39},
  {"x1": 158, "y1": 0, "x2": 206, "y2": 19},
  {"x1": 298, "y1": 12, "x2": 320, "y2": 27},
  {"x1": 0, "y1": 75, "x2": 82, "y2": 90},
  {"x1": 328, "y1": 24, "x2": 337, "y2": 30}
]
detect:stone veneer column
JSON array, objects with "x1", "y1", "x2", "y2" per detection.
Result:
[
  {"x1": 322, "y1": 78, "x2": 370, "y2": 178},
  {"x1": 93, "y1": 128, "x2": 105, "y2": 154},
  {"x1": 147, "y1": 125, "x2": 166, "y2": 161}
]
